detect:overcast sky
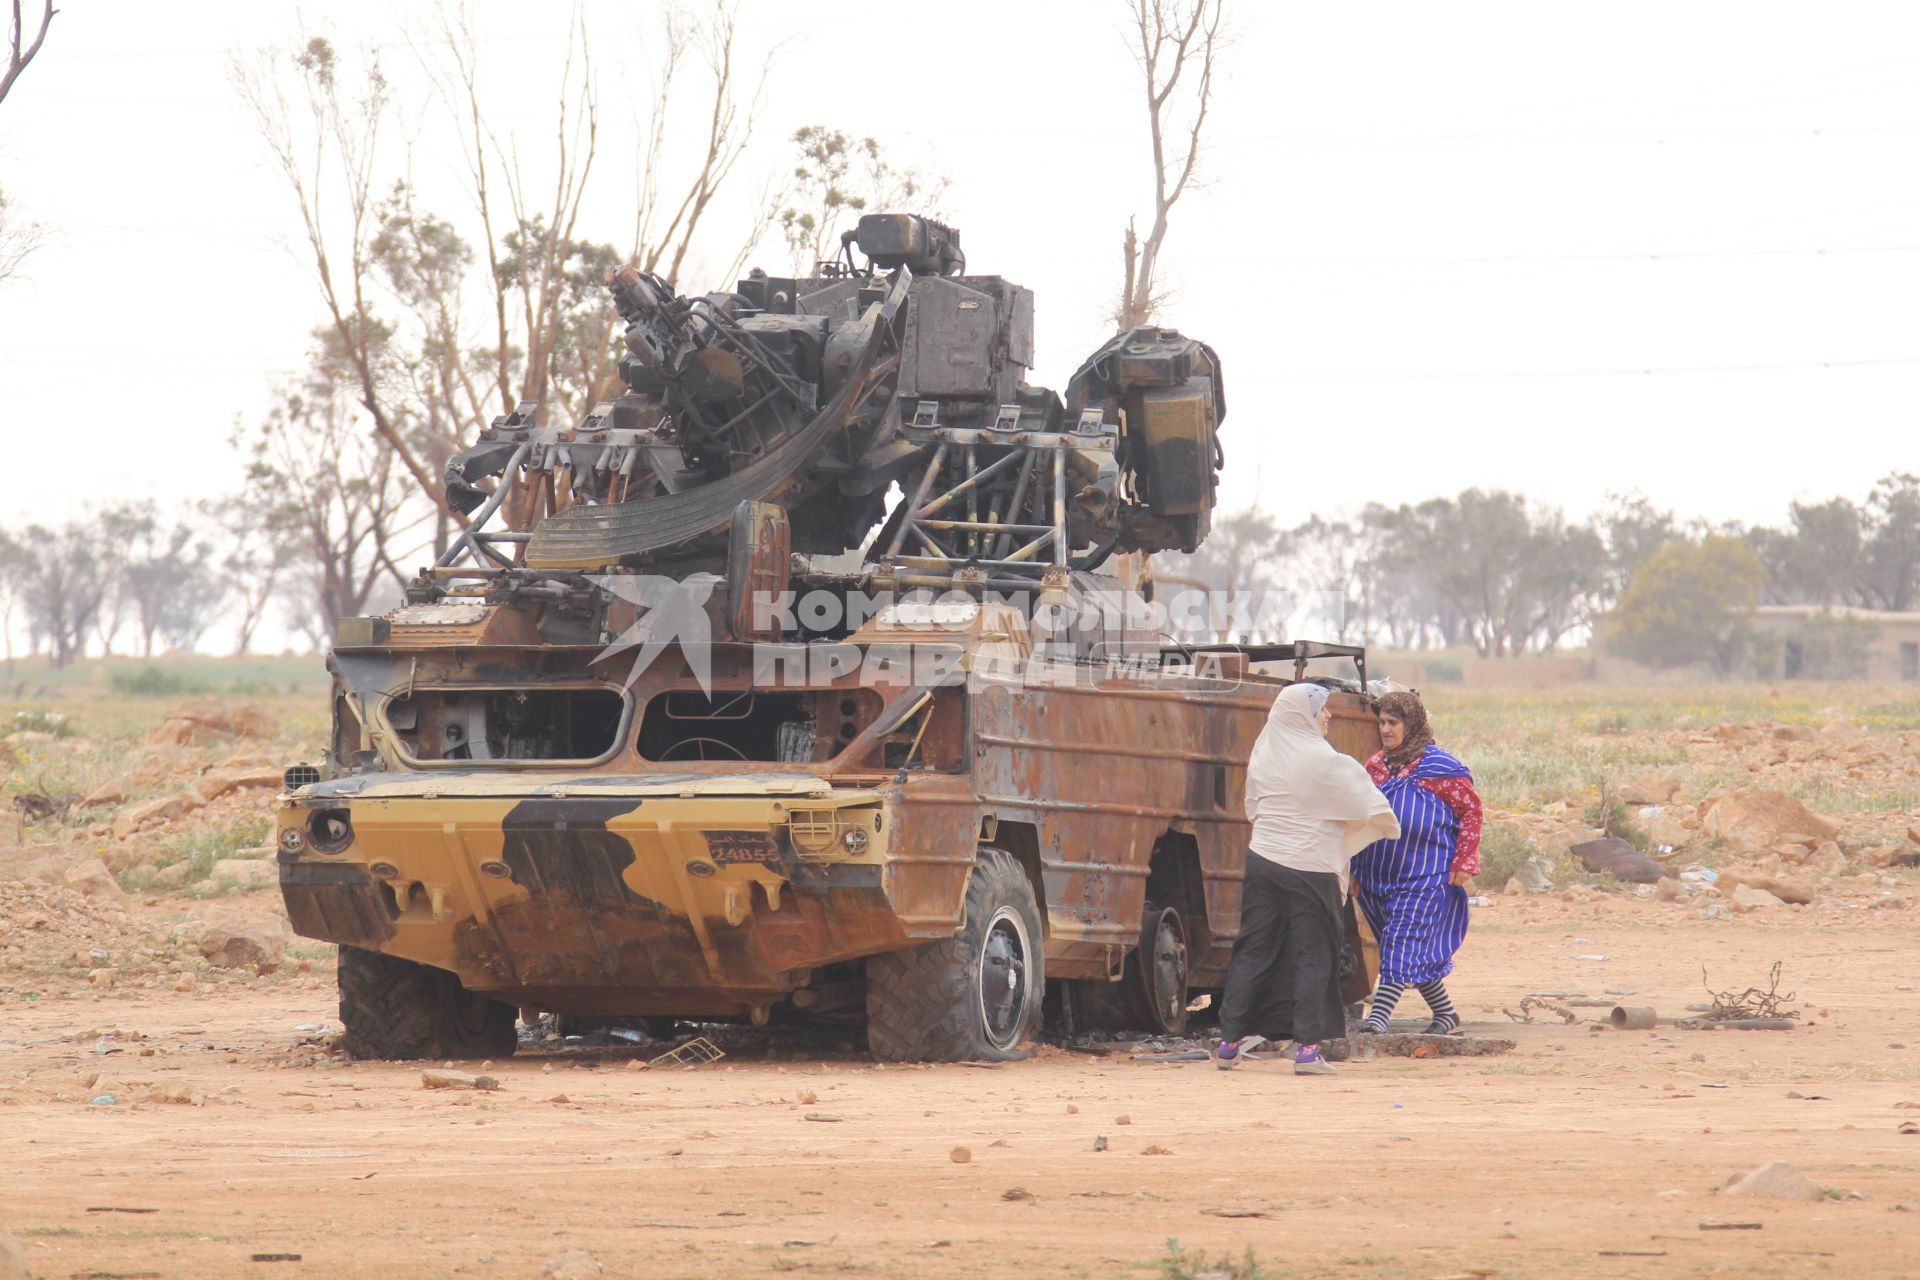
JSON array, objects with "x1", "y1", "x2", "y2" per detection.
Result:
[{"x1": 1, "y1": 0, "x2": 1916, "y2": 537}]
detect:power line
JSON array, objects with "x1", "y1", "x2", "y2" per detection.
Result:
[
  {"x1": 1283, "y1": 356, "x2": 1920, "y2": 382},
  {"x1": 1212, "y1": 243, "x2": 1920, "y2": 267}
]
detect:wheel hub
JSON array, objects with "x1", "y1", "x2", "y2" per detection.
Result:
[
  {"x1": 979, "y1": 907, "x2": 1030, "y2": 1050},
  {"x1": 1145, "y1": 907, "x2": 1189, "y2": 1028}
]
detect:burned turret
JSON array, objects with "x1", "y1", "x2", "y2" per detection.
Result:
[{"x1": 434, "y1": 213, "x2": 1226, "y2": 634}]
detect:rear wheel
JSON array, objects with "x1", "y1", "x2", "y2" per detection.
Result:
[
  {"x1": 1074, "y1": 901, "x2": 1191, "y2": 1036},
  {"x1": 865, "y1": 848, "x2": 1044, "y2": 1062},
  {"x1": 337, "y1": 946, "x2": 518, "y2": 1061}
]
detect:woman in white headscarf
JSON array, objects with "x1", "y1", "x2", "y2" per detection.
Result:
[{"x1": 1214, "y1": 683, "x2": 1399, "y2": 1076}]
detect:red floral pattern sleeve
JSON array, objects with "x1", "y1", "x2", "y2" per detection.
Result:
[
  {"x1": 1363, "y1": 751, "x2": 1388, "y2": 784},
  {"x1": 1420, "y1": 775, "x2": 1483, "y2": 877}
]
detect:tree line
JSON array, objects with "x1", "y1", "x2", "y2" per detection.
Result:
[
  {"x1": 1156, "y1": 473, "x2": 1920, "y2": 664},
  {"x1": 3, "y1": 471, "x2": 1911, "y2": 668}
]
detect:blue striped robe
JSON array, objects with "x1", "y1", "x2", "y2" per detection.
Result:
[{"x1": 1352, "y1": 745, "x2": 1473, "y2": 985}]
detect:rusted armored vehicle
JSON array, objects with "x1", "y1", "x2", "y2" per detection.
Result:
[{"x1": 275, "y1": 215, "x2": 1380, "y2": 1061}]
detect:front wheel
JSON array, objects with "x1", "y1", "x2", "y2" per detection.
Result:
[
  {"x1": 337, "y1": 946, "x2": 518, "y2": 1061},
  {"x1": 865, "y1": 848, "x2": 1044, "y2": 1062}
]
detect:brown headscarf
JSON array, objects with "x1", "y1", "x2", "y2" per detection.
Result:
[{"x1": 1375, "y1": 690, "x2": 1436, "y2": 774}]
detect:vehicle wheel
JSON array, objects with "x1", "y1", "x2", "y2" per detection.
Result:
[
  {"x1": 1073, "y1": 901, "x2": 1190, "y2": 1036},
  {"x1": 865, "y1": 847, "x2": 1044, "y2": 1062},
  {"x1": 337, "y1": 946, "x2": 518, "y2": 1061}
]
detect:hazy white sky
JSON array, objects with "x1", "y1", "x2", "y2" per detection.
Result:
[{"x1": 1, "y1": 0, "x2": 1916, "y2": 536}]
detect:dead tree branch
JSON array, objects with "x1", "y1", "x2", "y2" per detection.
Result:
[
  {"x1": 1115, "y1": 0, "x2": 1224, "y2": 330},
  {"x1": 2, "y1": 0, "x2": 56, "y2": 108}
]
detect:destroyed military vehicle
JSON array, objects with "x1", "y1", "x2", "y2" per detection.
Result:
[{"x1": 275, "y1": 214, "x2": 1382, "y2": 1062}]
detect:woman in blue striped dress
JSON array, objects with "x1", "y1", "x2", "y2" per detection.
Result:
[{"x1": 1352, "y1": 691, "x2": 1482, "y2": 1035}]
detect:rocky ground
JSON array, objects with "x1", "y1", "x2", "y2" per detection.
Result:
[
  {"x1": 2, "y1": 675, "x2": 1917, "y2": 1277},
  {"x1": 2, "y1": 898, "x2": 1918, "y2": 1279}
]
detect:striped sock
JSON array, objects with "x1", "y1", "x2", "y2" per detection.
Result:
[
  {"x1": 1360, "y1": 982, "x2": 1405, "y2": 1033},
  {"x1": 1418, "y1": 980, "x2": 1458, "y2": 1032}
]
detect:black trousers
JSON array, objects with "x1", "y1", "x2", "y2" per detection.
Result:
[{"x1": 1217, "y1": 857, "x2": 1346, "y2": 1046}]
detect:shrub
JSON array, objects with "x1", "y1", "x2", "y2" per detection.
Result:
[
  {"x1": 1477, "y1": 824, "x2": 1535, "y2": 886},
  {"x1": 7, "y1": 710, "x2": 74, "y2": 737},
  {"x1": 108, "y1": 666, "x2": 209, "y2": 696}
]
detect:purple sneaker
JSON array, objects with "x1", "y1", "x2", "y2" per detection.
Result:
[
  {"x1": 1213, "y1": 1034, "x2": 1266, "y2": 1070},
  {"x1": 1293, "y1": 1043, "x2": 1336, "y2": 1076}
]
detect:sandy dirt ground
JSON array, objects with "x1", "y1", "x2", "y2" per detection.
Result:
[{"x1": 3, "y1": 896, "x2": 1917, "y2": 1280}]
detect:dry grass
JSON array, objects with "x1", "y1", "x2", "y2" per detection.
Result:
[{"x1": 1423, "y1": 680, "x2": 1920, "y2": 815}]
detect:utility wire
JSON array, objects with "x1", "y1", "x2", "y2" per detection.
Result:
[{"x1": 1283, "y1": 356, "x2": 1920, "y2": 382}]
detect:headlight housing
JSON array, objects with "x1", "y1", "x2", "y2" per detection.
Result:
[{"x1": 306, "y1": 809, "x2": 354, "y2": 854}]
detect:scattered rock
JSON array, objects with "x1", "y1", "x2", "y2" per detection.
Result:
[
  {"x1": 950, "y1": 1146, "x2": 972, "y2": 1164},
  {"x1": 195, "y1": 766, "x2": 287, "y2": 802},
  {"x1": 1698, "y1": 790, "x2": 1840, "y2": 854},
  {"x1": 209, "y1": 859, "x2": 275, "y2": 889},
  {"x1": 422, "y1": 1070, "x2": 500, "y2": 1091},
  {"x1": 1114, "y1": 1114, "x2": 1131, "y2": 1125},
  {"x1": 1141, "y1": 1144, "x2": 1173, "y2": 1155},
  {"x1": 1002, "y1": 1187, "x2": 1036, "y2": 1201},
  {"x1": 541, "y1": 1250, "x2": 603, "y2": 1280},
  {"x1": 195, "y1": 919, "x2": 285, "y2": 970},
  {"x1": 146, "y1": 702, "x2": 278, "y2": 747},
  {"x1": 0, "y1": 1222, "x2": 31, "y2": 1280},
  {"x1": 62, "y1": 860, "x2": 125, "y2": 901},
  {"x1": 1723, "y1": 1160, "x2": 1822, "y2": 1202},
  {"x1": 1719, "y1": 872, "x2": 1816, "y2": 906},
  {"x1": 112, "y1": 793, "x2": 204, "y2": 840},
  {"x1": 79, "y1": 781, "x2": 128, "y2": 809},
  {"x1": 151, "y1": 863, "x2": 191, "y2": 890},
  {"x1": 87, "y1": 967, "x2": 114, "y2": 988},
  {"x1": 1620, "y1": 773, "x2": 1681, "y2": 805},
  {"x1": 100, "y1": 843, "x2": 146, "y2": 875},
  {"x1": 1654, "y1": 878, "x2": 1684, "y2": 903},
  {"x1": 147, "y1": 1083, "x2": 205, "y2": 1105},
  {"x1": 1730, "y1": 884, "x2": 1787, "y2": 912},
  {"x1": 1646, "y1": 814, "x2": 1694, "y2": 849},
  {"x1": 1569, "y1": 837, "x2": 1666, "y2": 884}
]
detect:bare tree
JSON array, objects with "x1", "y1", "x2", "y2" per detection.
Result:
[
  {"x1": 238, "y1": 4, "x2": 777, "y2": 536},
  {"x1": 776, "y1": 126, "x2": 949, "y2": 275},
  {"x1": 19, "y1": 514, "x2": 113, "y2": 667},
  {"x1": 206, "y1": 489, "x2": 294, "y2": 655},
  {"x1": 0, "y1": 527, "x2": 27, "y2": 667},
  {"x1": 1, "y1": 1, "x2": 57, "y2": 284},
  {"x1": 2, "y1": 0, "x2": 54, "y2": 108},
  {"x1": 0, "y1": 184, "x2": 48, "y2": 284},
  {"x1": 242, "y1": 366, "x2": 430, "y2": 645},
  {"x1": 1115, "y1": 0, "x2": 1224, "y2": 330},
  {"x1": 234, "y1": 36, "x2": 453, "y2": 519},
  {"x1": 117, "y1": 503, "x2": 223, "y2": 657}
]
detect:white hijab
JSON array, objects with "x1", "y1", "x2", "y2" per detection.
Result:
[{"x1": 1244, "y1": 684, "x2": 1400, "y2": 892}]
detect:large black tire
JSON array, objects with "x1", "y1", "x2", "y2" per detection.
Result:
[
  {"x1": 337, "y1": 946, "x2": 518, "y2": 1061},
  {"x1": 1073, "y1": 901, "x2": 1191, "y2": 1036},
  {"x1": 865, "y1": 848, "x2": 1044, "y2": 1062}
]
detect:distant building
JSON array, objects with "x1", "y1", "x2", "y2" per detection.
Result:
[{"x1": 1748, "y1": 605, "x2": 1920, "y2": 682}]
